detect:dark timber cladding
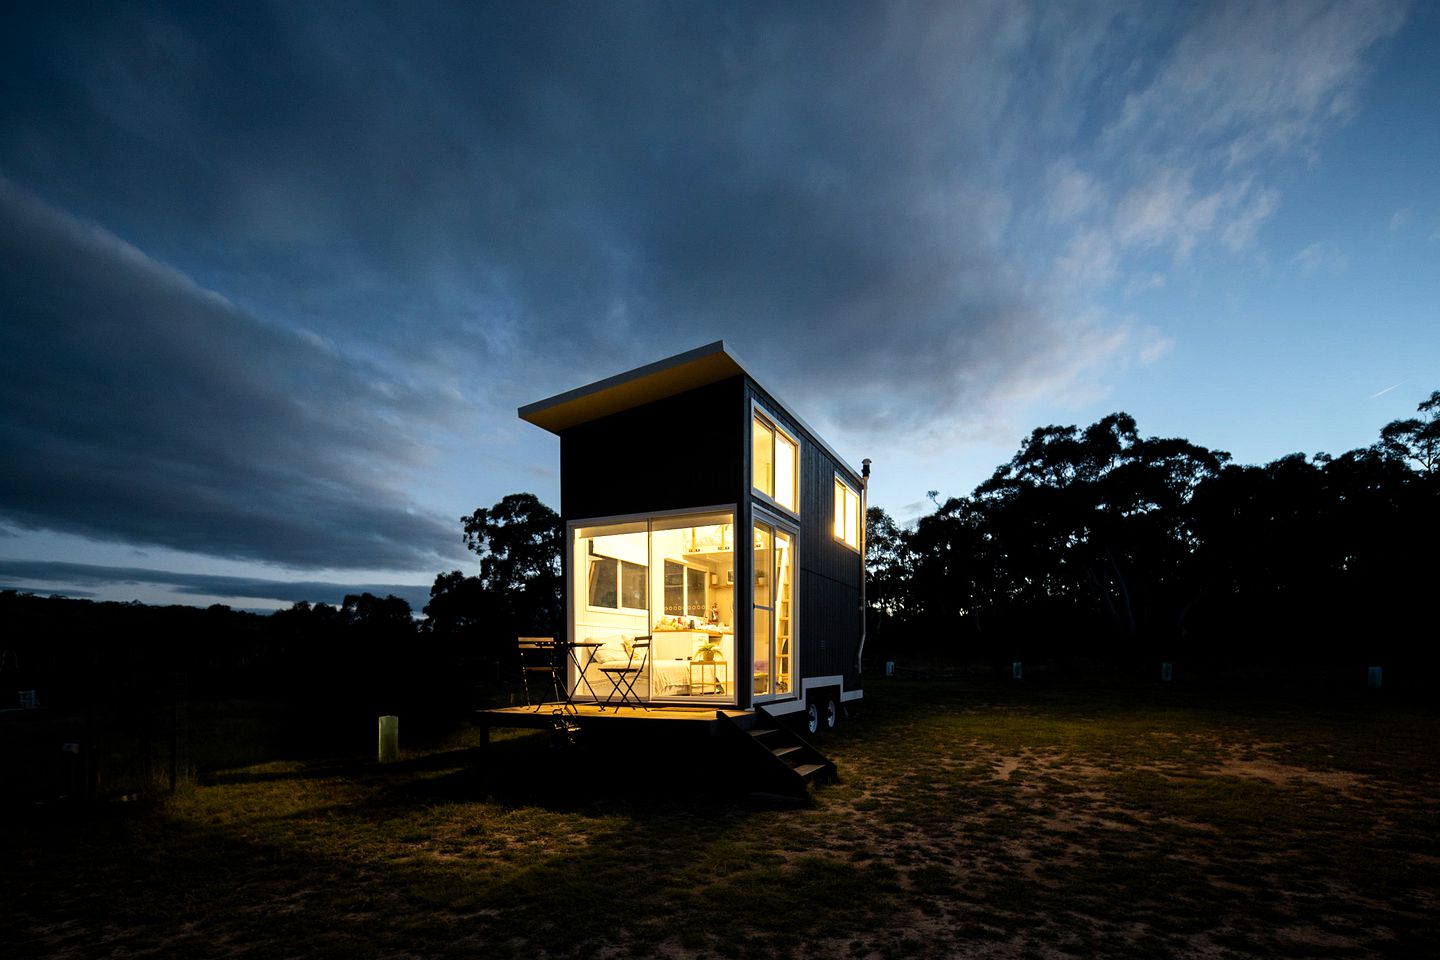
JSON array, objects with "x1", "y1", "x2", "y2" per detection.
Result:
[{"x1": 560, "y1": 378, "x2": 745, "y2": 520}]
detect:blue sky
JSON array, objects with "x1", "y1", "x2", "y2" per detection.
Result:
[{"x1": 2, "y1": 1, "x2": 1436, "y2": 611}]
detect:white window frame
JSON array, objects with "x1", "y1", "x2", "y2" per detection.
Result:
[
  {"x1": 662, "y1": 557, "x2": 711, "y2": 620},
  {"x1": 751, "y1": 508, "x2": 799, "y2": 703},
  {"x1": 751, "y1": 402, "x2": 800, "y2": 518},
  {"x1": 834, "y1": 473, "x2": 861, "y2": 552},
  {"x1": 584, "y1": 546, "x2": 649, "y2": 615}
]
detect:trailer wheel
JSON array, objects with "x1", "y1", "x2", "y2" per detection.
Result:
[
  {"x1": 824, "y1": 694, "x2": 840, "y2": 731},
  {"x1": 805, "y1": 700, "x2": 821, "y2": 735}
]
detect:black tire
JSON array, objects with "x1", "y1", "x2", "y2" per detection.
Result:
[
  {"x1": 805, "y1": 700, "x2": 820, "y2": 735},
  {"x1": 824, "y1": 694, "x2": 840, "y2": 730}
]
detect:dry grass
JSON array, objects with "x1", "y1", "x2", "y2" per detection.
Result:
[{"x1": 2, "y1": 677, "x2": 1437, "y2": 959}]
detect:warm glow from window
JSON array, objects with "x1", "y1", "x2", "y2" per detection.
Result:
[
  {"x1": 571, "y1": 512, "x2": 737, "y2": 704},
  {"x1": 752, "y1": 416, "x2": 773, "y2": 496},
  {"x1": 774, "y1": 431, "x2": 796, "y2": 511},
  {"x1": 753, "y1": 409, "x2": 798, "y2": 513},
  {"x1": 834, "y1": 477, "x2": 860, "y2": 550}
]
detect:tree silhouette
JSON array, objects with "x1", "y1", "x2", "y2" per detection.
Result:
[
  {"x1": 461, "y1": 492, "x2": 562, "y2": 600},
  {"x1": 865, "y1": 390, "x2": 1435, "y2": 679},
  {"x1": 424, "y1": 493, "x2": 562, "y2": 666},
  {"x1": 1378, "y1": 390, "x2": 1440, "y2": 472}
]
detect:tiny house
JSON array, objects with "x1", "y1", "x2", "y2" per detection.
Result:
[{"x1": 518, "y1": 341, "x2": 866, "y2": 730}]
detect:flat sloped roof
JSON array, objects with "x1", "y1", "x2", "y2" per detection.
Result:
[
  {"x1": 518, "y1": 341, "x2": 744, "y2": 433},
  {"x1": 518, "y1": 340, "x2": 861, "y2": 480}
]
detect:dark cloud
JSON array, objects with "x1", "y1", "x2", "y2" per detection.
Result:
[
  {"x1": 0, "y1": 560, "x2": 430, "y2": 612},
  {"x1": 3, "y1": 2, "x2": 1403, "y2": 570},
  {"x1": 0, "y1": 179, "x2": 462, "y2": 569},
  {"x1": 0, "y1": 3, "x2": 1118, "y2": 440}
]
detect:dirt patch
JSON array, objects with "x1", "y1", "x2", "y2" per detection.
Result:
[
  {"x1": 993, "y1": 757, "x2": 1021, "y2": 781},
  {"x1": 1209, "y1": 758, "x2": 1367, "y2": 795}
]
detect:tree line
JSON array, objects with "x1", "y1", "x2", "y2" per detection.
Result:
[{"x1": 866, "y1": 391, "x2": 1438, "y2": 678}]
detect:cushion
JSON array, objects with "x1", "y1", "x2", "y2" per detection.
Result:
[{"x1": 591, "y1": 637, "x2": 629, "y2": 664}]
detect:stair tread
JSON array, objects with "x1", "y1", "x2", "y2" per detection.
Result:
[{"x1": 721, "y1": 712, "x2": 833, "y2": 792}]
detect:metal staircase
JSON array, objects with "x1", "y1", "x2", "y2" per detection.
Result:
[{"x1": 716, "y1": 707, "x2": 837, "y2": 798}]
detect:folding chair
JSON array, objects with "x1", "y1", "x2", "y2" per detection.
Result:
[
  {"x1": 516, "y1": 637, "x2": 562, "y2": 712},
  {"x1": 599, "y1": 636, "x2": 650, "y2": 711}
]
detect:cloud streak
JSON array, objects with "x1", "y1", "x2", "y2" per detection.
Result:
[
  {"x1": 1043, "y1": 0, "x2": 1405, "y2": 279},
  {"x1": 0, "y1": 560, "x2": 431, "y2": 612},
  {"x1": 0, "y1": 179, "x2": 462, "y2": 570}
]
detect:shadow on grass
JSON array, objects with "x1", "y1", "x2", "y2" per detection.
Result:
[{"x1": 1, "y1": 721, "x2": 889, "y2": 960}]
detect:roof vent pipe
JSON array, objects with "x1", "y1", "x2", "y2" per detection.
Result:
[{"x1": 856, "y1": 458, "x2": 871, "y2": 675}]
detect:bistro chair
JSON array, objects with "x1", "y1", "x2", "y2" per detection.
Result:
[
  {"x1": 516, "y1": 637, "x2": 562, "y2": 711},
  {"x1": 599, "y1": 636, "x2": 650, "y2": 711}
]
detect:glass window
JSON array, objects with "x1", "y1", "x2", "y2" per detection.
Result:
[
  {"x1": 573, "y1": 511, "x2": 737, "y2": 704},
  {"x1": 588, "y1": 557, "x2": 617, "y2": 608},
  {"x1": 687, "y1": 567, "x2": 708, "y2": 617},
  {"x1": 588, "y1": 549, "x2": 647, "y2": 611},
  {"x1": 752, "y1": 521, "x2": 796, "y2": 699},
  {"x1": 753, "y1": 524, "x2": 772, "y2": 609},
  {"x1": 752, "y1": 607, "x2": 772, "y2": 696},
  {"x1": 774, "y1": 530, "x2": 794, "y2": 695},
  {"x1": 834, "y1": 476, "x2": 860, "y2": 550},
  {"x1": 774, "y1": 431, "x2": 797, "y2": 512},
  {"x1": 752, "y1": 408, "x2": 798, "y2": 513},
  {"x1": 752, "y1": 416, "x2": 773, "y2": 498},
  {"x1": 663, "y1": 559, "x2": 708, "y2": 617},
  {"x1": 581, "y1": 523, "x2": 648, "y2": 612},
  {"x1": 621, "y1": 561, "x2": 647, "y2": 610}
]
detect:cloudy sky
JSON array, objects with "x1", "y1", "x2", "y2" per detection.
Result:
[{"x1": 3, "y1": 1, "x2": 1437, "y2": 611}]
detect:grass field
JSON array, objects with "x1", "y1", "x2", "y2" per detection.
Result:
[{"x1": 3, "y1": 677, "x2": 1437, "y2": 959}]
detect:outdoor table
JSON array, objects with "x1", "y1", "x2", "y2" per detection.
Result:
[{"x1": 561, "y1": 639, "x2": 604, "y2": 705}]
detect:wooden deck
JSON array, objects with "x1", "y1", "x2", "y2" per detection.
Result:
[
  {"x1": 475, "y1": 702, "x2": 753, "y2": 742},
  {"x1": 474, "y1": 703, "x2": 834, "y2": 797},
  {"x1": 479, "y1": 702, "x2": 748, "y2": 725}
]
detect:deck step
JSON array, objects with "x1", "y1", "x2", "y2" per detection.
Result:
[{"x1": 716, "y1": 709, "x2": 837, "y2": 798}]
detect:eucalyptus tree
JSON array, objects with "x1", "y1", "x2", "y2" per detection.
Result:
[
  {"x1": 1378, "y1": 390, "x2": 1440, "y2": 473},
  {"x1": 426, "y1": 493, "x2": 563, "y2": 650},
  {"x1": 968, "y1": 413, "x2": 1226, "y2": 656}
]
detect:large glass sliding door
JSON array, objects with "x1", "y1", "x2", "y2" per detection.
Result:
[
  {"x1": 571, "y1": 510, "x2": 736, "y2": 704},
  {"x1": 752, "y1": 519, "x2": 796, "y2": 699}
]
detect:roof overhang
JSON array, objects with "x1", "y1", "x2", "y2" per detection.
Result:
[
  {"x1": 518, "y1": 340, "x2": 862, "y2": 481},
  {"x1": 518, "y1": 341, "x2": 745, "y2": 434}
]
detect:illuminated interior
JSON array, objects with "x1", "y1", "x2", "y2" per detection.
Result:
[
  {"x1": 834, "y1": 476, "x2": 860, "y2": 550},
  {"x1": 752, "y1": 411, "x2": 798, "y2": 513},
  {"x1": 751, "y1": 521, "x2": 795, "y2": 698},
  {"x1": 570, "y1": 511, "x2": 736, "y2": 703}
]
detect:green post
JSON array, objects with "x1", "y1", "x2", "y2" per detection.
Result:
[{"x1": 378, "y1": 715, "x2": 399, "y2": 763}]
